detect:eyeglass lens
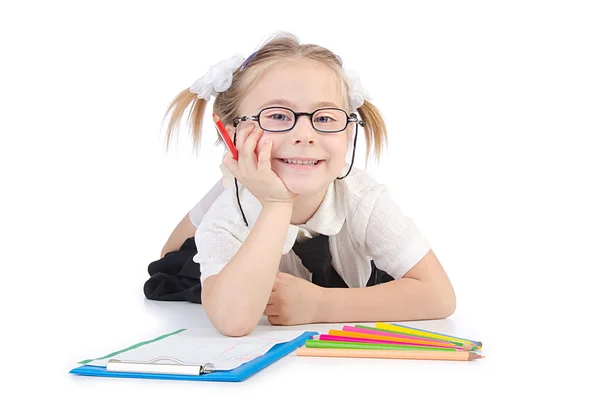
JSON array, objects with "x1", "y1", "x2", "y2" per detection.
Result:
[{"x1": 259, "y1": 107, "x2": 348, "y2": 132}]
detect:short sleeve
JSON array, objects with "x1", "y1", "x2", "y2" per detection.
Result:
[
  {"x1": 194, "y1": 217, "x2": 248, "y2": 284},
  {"x1": 363, "y1": 186, "x2": 431, "y2": 279},
  {"x1": 188, "y1": 202, "x2": 204, "y2": 228},
  {"x1": 189, "y1": 179, "x2": 226, "y2": 228}
]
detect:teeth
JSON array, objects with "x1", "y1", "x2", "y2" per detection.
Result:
[{"x1": 283, "y1": 159, "x2": 319, "y2": 165}]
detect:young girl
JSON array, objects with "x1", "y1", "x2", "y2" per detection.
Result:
[{"x1": 159, "y1": 33, "x2": 456, "y2": 336}]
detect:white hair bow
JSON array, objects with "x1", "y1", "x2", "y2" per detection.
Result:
[
  {"x1": 189, "y1": 54, "x2": 246, "y2": 101},
  {"x1": 344, "y1": 67, "x2": 371, "y2": 110},
  {"x1": 189, "y1": 54, "x2": 371, "y2": 110}
]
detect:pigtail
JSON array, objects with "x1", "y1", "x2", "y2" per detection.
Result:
[
  {"x1": 162, "y1": 89, "x2": 207, "y2": 153},
  {"x1": 357, "y1": 100, "x2": 388, "y2": 164}
]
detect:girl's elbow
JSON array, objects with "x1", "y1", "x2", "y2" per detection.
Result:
[
  {"x1": 216, "y1": 320, "x2": 256, "y2": 337},
  {"x1": 443, "y1": 293, "x2": 457, "y2": 318},
  {"x1": 425, "y1": 281, "x2": 456, "y2": 319},
  {"x1": 205, "y1": 303, "x2": 258, "y2": 336},
  {"x1": 202, "y1": 281, "x2": 259, "y2": 336},
  {"x1": 215, "y1": 312, "x2": 258, "y2": 337},
  {"x1": 437, "y1": 287, "x2": 456, "y2": 318}
]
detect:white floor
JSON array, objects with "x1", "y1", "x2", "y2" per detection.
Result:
[{"x1": 50, "y1": 296, "x2": 599, "y2": 396}]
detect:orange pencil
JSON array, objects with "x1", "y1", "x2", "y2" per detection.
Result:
[
  {"x1": 296, "y1": 347, "x2": 484, "y2": 361},
  {"x1": 213, "y1": 113, "x2": 238, "y2": 160}
]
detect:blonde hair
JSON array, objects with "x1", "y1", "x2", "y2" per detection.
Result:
[{"x1": 162, "y1": 32, "x2": 388, "y2": 163}]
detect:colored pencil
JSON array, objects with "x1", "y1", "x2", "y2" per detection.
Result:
[
  {"x1": 328, "y1": 330, "x2": 461, "y2": 349},
  {"x1": 212, "y1": 113, "x2": 238, "y2": 160},
  {"x1": 305, "y1": 339, "x2": 459, "y2": 352},
  {"x1": 313, "y1": 334, "x2": 463, "y2": 350},
  {"x1": 353, "y1": 325, "x2": 477, "y2": 350},
  {"x1": 296, "y1": 347, "x2": 485, "y2": 361},
  {"x1": 390, "y1": 323, "x2": 483, "y2": 347},
  {"x1": 341, "y1": 326, "x2": 464, "y2": 349},
  {"x1": 375, "y1": 322, "x2": 482, "y2": 349}
]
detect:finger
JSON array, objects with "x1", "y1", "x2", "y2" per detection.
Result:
[
  {"x1": 257, "y1": 139, "x2": 273, "y2": 173},
  {"x1": 235, "y1": 123, "x2": 254, "y2": 175},
  {"x1": 267, "y1": 315, "x2": 282, "y2": 325},
  {"x1": 234, "y1": 123, "x2": 255, "y2": 154},
  {"x1": 264, "y1": 304, "x2": 278, "y2": 316},
  {"x1": 267, "y1": 290, "x2": 278, "y2": 304},
  {"x1": 222, "y1": 151, "x2": 240, "y2": 179},
  {"x1": 236, "y1": 124, "x2": 256, "y2": 172},
  {"x1": 272, "y1": 274, "x2": 282, "y2": 291},
  {"x1": 242, "y1": 127, "x2": 263, "y2": 169}
]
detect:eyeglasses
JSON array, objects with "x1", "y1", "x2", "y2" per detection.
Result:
[{"x1": 233, "y1": 106, "x2": 364, "y2": 133}]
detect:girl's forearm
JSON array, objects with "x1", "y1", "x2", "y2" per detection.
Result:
[
  {"x1": 204, "y1": 202, "x2": 293, "y2": 336},
  {"x1": 316, "y1": 277, "x2": 456, "y2": 323}
]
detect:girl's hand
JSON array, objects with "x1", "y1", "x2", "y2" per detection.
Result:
[
  {"x1": 222, "y1": 123, "x2": 296, "y2": 206},
  {"x1": 264, "y1": 273, "x2": 324, "y2": 325}
]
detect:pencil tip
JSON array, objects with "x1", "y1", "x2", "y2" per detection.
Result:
[{"x1": 212, "y1": 113, "x2": 219, "y2": 122}]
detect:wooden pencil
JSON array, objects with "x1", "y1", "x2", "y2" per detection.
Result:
[
  {"x1": 340, "y1": 326, "x2": 473, "y2": 351},
  {"x1": 313, "y1": 334, "x2": 464, "y2": 351},
  {"x1": 353, "y1": 325, "x2": 470, "y2": 349},
  {"x1": 329, "y1": 329, "x2": 462, "y2": 349},
  {"x1": 372, "y1": 323, "x2": 482, "y2": 350},
  {"x1": 296, "y1": 347, "x2": 485, "y2": 361},
  {"x1": 385, "y1": 323, "x2": 483, "y2": 347},
  {"x1": 306, "y1": 339, "x2": 459, "y2": 352}
]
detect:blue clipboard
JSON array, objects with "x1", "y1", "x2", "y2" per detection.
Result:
[{"x1": 70, "y1": 331, "x2": 317, "y2": 382}]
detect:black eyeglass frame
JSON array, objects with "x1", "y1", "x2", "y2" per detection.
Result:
[{"x1": 232, "y1": 106, "x2": 365, "y2": 133}]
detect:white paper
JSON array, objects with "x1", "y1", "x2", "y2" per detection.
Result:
[{"x1": 84, "y1": 328, "x2": 305, "y2": 371}]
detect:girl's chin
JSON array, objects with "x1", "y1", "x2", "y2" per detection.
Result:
[{"x1": 281, "y1": 178, "x2": 327, "y2": 196}]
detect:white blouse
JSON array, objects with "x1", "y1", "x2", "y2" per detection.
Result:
[{"x1": 190, "y1": 166, "x2": 431, "y2": 287}]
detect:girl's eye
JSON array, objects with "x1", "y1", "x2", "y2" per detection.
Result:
[
  {"x1": 315, "y1": 116, "x2": 333, "y2": 123},
  {"x1": 269, "y1": 113, "x2": 291, "y2": 121}
]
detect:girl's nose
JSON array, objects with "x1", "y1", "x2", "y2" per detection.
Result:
[{"x1": 292, "y1": 116, "x2": 316, "y2": 145}]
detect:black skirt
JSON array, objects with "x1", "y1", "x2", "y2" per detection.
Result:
[{"x1": 144, "y1": 234, "x2": 394, "y2": 304}]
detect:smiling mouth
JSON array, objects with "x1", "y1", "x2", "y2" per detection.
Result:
[{"x1": 276, "y1": 158, "x2": 325, "y2": 167}]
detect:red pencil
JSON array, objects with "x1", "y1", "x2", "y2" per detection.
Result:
[{"x1": 213, "y1": 113, "x2": 238, "y2": 160}]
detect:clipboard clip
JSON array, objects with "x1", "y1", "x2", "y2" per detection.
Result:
[{"x1": 107, "y1": 356, "x2": 215, "y2": 376}]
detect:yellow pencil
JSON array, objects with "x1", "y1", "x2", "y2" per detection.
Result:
[
  {"x1": 328, "y1": 330, "x2": 463, "y2": 349},
  {"x1": 375, "y1": 322, "x2": 483, "y2": 349}
]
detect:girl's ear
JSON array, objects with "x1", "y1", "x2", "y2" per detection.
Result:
[{"x1": 226, "y1": 125, "x2": 235, "y2": 136}]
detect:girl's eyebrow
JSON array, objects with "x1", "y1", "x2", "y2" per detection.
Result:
[{"x1": 259, "y1": 99, "x2": 341, "y2": 109}]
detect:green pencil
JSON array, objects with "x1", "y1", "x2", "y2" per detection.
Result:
[{"x1": 305, "y1": 339, "x2": 459, "y2": 352}]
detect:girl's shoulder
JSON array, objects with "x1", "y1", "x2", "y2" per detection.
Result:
[{"x1": 335, "y1": 167, "x2": 388, "y2": 212}]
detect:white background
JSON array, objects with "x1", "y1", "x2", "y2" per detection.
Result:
[{"x1": 1, "y1": 1, "x2": 599, "y2": 396}]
